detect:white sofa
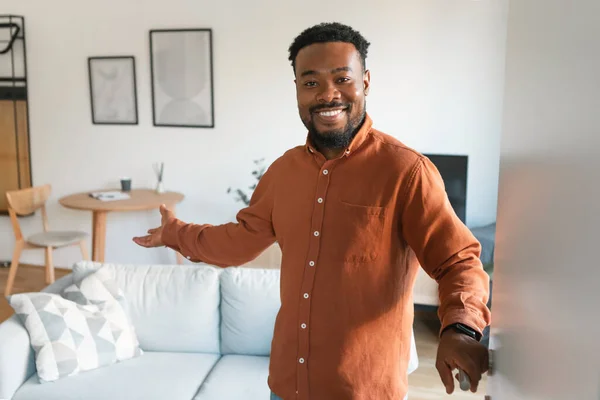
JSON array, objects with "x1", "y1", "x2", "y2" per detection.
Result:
[{"x1": 0, "y1": 261, "x2": 419, "y2": 400}]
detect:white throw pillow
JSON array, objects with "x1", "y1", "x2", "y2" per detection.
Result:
[{"x1": 7, "y1": 267, "x2": 142, "y2": 383}]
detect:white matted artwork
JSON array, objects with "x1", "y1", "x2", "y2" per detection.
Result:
[
  {"x1": 149, "y1": 29, "x2": 214, "y2": 128},
  {"x1": 88, "y1": 56, "x2": 138, "y2": 125}
]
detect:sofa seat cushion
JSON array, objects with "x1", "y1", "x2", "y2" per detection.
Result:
[
  {"x1": 12, "y1": 352, "x2": 220, "y2": 400},
  {"x1": 193, "y1": 355, "x2": 270, "y2": 400}
]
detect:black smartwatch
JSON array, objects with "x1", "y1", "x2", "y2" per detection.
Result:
[{"x1": 442, "y1": 323, "x2": 481, "y2": 342}]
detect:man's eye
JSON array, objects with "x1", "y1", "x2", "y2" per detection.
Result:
[
  {"x1": 337, "y1": 77, "x2": 351, "y2": 83},
  {"x1": 304, "y1": 81, "x2": 317, "y2": 87}
]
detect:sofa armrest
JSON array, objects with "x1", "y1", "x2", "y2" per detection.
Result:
[
  {"x1": 0, "y1": 273, "x2": 74, "y2": 399},
  {"x1": 0, "y1": 314, "x2": 35, "y2": 400}
]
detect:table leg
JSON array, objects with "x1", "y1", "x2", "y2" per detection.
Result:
[
  {"x1": 169, "y1": 204, "x2": 184, "y2": 265},
  {"x1": 92, "y1": 211, "x2": 107, "y2": 262}
]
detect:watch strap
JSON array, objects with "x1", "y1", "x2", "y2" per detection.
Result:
[{"x1": 443, "y1": 323, "x2": 481, "y2": 341}]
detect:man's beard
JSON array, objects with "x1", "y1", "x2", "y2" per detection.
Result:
[{"x1": 305, "y1": 102, "x2": 366, "y2": 151}]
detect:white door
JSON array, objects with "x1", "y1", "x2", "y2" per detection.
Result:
[{"x1": 487, "y1": 0, "x2": 600, "y2": 399}]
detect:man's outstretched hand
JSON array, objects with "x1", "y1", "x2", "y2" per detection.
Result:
[
  {"x1": 436, "y1": 328, "x2": 489, "y2": 394},
  {"x1": 132, "y1": 204, "x2": 174, "y2": 248}
]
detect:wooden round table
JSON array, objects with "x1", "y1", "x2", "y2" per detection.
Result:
[{"x1": 59, "y1": 189, "x2": 184, "y2": 263}]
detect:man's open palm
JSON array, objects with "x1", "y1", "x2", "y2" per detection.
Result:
[{"x1": 132, "y1": 204, "x2": 174, "y2": 248}]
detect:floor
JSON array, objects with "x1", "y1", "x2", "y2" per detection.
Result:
[
  {"x1": 0, "y1": 264, "x2": 487, "y2": 399},
  {"x1": 0, "y1": 263, "x2": 70, "y2": 322}
]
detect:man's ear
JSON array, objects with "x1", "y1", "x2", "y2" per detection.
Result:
[{"x1": 363, "y1": 70, "x2": 371, "y2": 95}]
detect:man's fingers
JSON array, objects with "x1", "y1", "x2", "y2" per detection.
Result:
[
  {"x1": 436, "y1": 360, "x2": 455, "y2": 394},
  {"x1": 159, "y1": 204, "x2": 174, "y2": 224},
  {"x1": 133, "y1": 236, "x2": 154, "y2": 247},
  {"x1": 160, "y1": 204, "x2": 172, "y2": 218},
  {"x1": 458, "y1": 368, "x2": 477, "y2": 392},
  {"x1": 147, "y1": 227, "x2": 159, "y2": 234},
  {"x1": 456, "y1": 359, "x2": 481, "y2": 392}
]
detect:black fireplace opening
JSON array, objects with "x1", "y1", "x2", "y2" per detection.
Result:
[{"x1": 422, "y1": 154, "x2": 468, "y2": 224}]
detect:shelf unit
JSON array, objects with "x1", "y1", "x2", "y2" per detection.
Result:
[{"x1": 0, "y1": 15, "x2": 32, "y2": 215}]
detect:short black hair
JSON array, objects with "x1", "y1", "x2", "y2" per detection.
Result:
[{"x1": 288, "y1": 22, "x2": 371, "y2": 73}]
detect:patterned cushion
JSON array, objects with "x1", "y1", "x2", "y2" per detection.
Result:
[{"x1": 7, "y1": 267, "x2": 142, "y2": 383}]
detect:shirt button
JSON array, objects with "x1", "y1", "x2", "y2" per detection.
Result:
[
  {"x1": 301, "y1": 323, "x2": 307, "y2": 329},
  {"x1": 309, "y1": 261, "x2": 315, "y2": 267},
  {"x1": 186, "y1": 256, "x2": 191, "y2": 260},
  {"x1": 314, "y1": 231, "x2": 319, "y2": 237},
  {"x1": 303, "y1": 293, "x2": 309, "y2": 299},
  {"x1": 323, "y1": 169, "x2": 328, "y2": 175},
  {"x1": 299, "y1": 358, "x2": 305, "y2": 364},
  {"x1": 317, "y1": 198, "x2": 323, "y2": 203}
]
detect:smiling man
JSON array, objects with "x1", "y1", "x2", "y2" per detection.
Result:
[
  {"x1": 133, "y1": 22, "x2": 491, "y2": 400},
  {"x1": 294, "y1": 40, "x2": 369, "y2": 159}
]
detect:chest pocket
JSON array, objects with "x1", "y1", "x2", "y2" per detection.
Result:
[{"x1": 332, "y1": 201, "x2": 387, "y2": 263}]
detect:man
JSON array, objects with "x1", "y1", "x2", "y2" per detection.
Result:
[{"x1": 134, "y1": 22, "x2": 491, "y2": 400}]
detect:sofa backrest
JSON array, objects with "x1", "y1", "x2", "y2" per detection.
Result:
[
  {"x1": 219, "y1": 267, "x2": 280, "y2": 356},
  {"x1": 70, "y1": 262, "x2": 417, "y2": 374},
  {"x1": 219, "y1": 266, "x2": 418, "y2": 374},
  {"x1": 72, "y1": 261, "x2": 221, "y2": 354}
]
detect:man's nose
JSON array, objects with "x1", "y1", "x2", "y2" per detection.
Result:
[{"x1": 316, "y1": 83, "x2": 341, "y2": 103}]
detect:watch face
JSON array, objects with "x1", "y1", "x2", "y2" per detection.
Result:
[{"x1": 455, "y1": 324, "x2": 478, "y2": 339}]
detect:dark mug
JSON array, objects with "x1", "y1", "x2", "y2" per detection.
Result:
[{"x1": 120, "y1": 177, "x2": 132, "y2": 192}]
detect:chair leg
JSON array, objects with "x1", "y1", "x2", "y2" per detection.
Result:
[
  {"x1": 45, "y1": 247, "x2": 55, "y2": 285},
  {"x1": 79, "y1": 240, "x2": 89, "y2": 261},
  {"x1": 4, "y1": 241, "x2": 24, "y2": 297}
]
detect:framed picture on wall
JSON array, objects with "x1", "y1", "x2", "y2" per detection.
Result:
[
  {"x1": 149, "y1": 28, "x2": 215, "y2": 128},
  {"x1": 88, "y1": 56, "x2": 139, "y2": 125}
]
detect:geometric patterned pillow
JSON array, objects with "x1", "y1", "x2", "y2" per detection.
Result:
[{"x1": 7, "y1": 267, "x2": 143, "y2": 383}]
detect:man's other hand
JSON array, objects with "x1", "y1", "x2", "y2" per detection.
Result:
[
  {"x1": 132, "y1": 204, "x2": 174, "y2": 248},
  {"x1": 436, "y1": 328, "x2": 489, "y2": 394}
]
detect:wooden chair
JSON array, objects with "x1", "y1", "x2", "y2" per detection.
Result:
[{"x1": 4, "y1": 184, "x2": 89, "y2": 296}]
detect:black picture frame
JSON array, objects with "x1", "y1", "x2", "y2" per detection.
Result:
[
  {"x1": 88, "y1": 56, "x2": 139, "y2": 125},
  {"x1": 149, "y1": 28, "x2": 215, "y2": 128}
]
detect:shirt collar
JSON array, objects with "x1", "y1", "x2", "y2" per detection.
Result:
[{"x1": 305, "y1": 113, "x2": 373, "y2": 158}]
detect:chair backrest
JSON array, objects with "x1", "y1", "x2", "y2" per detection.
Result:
[
  {"x1": 6, "y1": 184, "x2": 51, "y2": 216},
  {"x1": 5, "y1": 184, "x2": 51, "y2": 240}
]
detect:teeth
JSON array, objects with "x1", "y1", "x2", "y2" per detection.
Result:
[{"x1": 319, "y1": 109, "x2": 343, "y2": 117}]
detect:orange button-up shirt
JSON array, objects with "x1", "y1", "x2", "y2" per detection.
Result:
[{"x1": 162, "y1": 114, "x2": 491, "y2": 400}]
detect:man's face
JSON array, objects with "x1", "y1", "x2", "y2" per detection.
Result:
[{"x1": 294, "y1": 42, "x2": 370, "y2": 150}]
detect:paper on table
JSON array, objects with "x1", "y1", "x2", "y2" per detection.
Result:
[{"x1": 89, "y1": 191, "x2": 130, "y2": 201}]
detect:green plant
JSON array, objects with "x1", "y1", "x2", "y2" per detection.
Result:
[{"x1": 227, "y1": 158, "x2": 266, "y2": 206}]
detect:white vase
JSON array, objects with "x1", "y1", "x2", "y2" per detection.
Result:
[{"x1": 155, "y1": 181, "x2": 164, "y2": 193}]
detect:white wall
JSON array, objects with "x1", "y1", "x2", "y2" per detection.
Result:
[{"x1": 1, "y1": 0, "x2": 508, "y2": 268}]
